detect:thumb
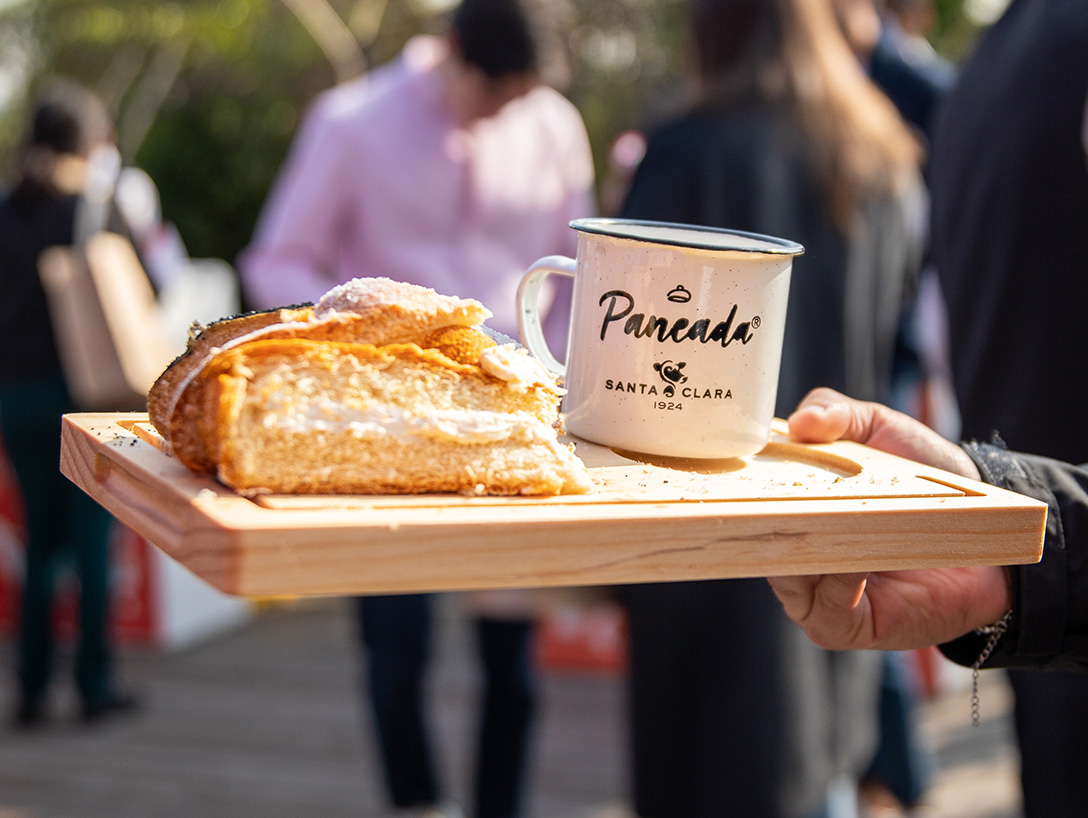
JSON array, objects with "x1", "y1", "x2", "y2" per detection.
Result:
[{"x1": 787, "y1": 388, "x2": 872, "y2": 444}]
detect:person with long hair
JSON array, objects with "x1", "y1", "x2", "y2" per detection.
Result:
[{"x1": 618, "y1": 1, "x2": 925, "y2": 815}]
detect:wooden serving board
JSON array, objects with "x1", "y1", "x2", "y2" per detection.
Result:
[{"x1": 60, "y1": 413, "x2": 1046, "y2": 598}]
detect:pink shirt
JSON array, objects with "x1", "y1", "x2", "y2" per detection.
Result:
[{"x1": 239, "y1": 37, "x2": 596, "y2": 343}]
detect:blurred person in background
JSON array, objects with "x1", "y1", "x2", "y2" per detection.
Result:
[
  {"x1": 832, "y1": 0, "x2": 954, "y2": 154},
  {"x1": 884, "y1": 0, "x2": 946, "y2": 64},
  {"x1": 831, "y1": 0, "x2": 956, "y2": 423},
  {"x1": 831, "y1": 0, "x2": 956, "y2": 812},
  {"x1": 616, "y1": 0, "x2": 925, "y2": 816},
  {"x1": 597, "y1": 129, "x2": 647, "y2": 217},
  {"x1": 926, "y1": 0, "x2": 1088, "y2": 815},
  {"x1": 238, "y1": 1, "x2": 596, "y2": 817},
  {"x1": 0, "y1": 79, "x2": 138, "y2": 726}
]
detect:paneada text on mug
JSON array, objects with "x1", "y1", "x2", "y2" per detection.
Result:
[{"x1": 518, "y1": 219, "x2": 803, "y2": 459}]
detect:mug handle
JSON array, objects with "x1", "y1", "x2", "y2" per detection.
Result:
[{"x1": 517, "y1": 255, "x2": 576, "y2": 377}]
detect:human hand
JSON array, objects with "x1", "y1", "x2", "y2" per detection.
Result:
[
  {"x1": 787, "y1": 387, "x2": 981, "y2": 479},
  {"x1": 767, "y1": 388, "x2": 1011, "y2": 651}
]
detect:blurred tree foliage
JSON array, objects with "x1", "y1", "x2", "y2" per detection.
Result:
[
  {"x1": 0, "y1": 0, "x2": 441, "y2": 263},
  {"x1": 0, "y1": 0, "x2": 987, "y2": 268}
]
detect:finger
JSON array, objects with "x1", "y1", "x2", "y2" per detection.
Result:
[
  {"x1": 787, "y1": 388, "x2": 859, "y2": 443},
  {"x1": 768, "y1": 572, "x2": 867, "y2": 622},
  {"x1": 811, "y1": 572, "x2": 870, "y2": 616},
  {"x1": 767, "y1": 575, "x2": 818, "y2": 621},
  {"x1": 770, "y1": 572, "x2": 872, "y2": 650},
  {"x1": 802, "y1": 573, "x2": 873, "y2": 649}
]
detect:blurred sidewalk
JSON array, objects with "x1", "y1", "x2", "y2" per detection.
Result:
[{"x1": 0, "y1": 596, "x2": 1019, "y2": 818}]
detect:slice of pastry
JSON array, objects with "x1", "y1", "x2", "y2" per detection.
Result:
[{"x1": 150, "y1": 277, "x2": 591, "y2": 496}]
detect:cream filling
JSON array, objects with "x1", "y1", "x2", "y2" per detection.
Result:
[
  {"x1": 479, "y1": 344, "x2": 559, "y2": 392},
  {"x1": 257, "y1": 393, "x2": 555, "y2": 446}
]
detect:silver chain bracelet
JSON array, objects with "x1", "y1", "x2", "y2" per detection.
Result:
[{"x1": 970, "y1": 609, "x2": 1013, "y2": 727}]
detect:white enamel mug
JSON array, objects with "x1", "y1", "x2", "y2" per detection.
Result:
[{"x1": 518, "y1": 218, "x2": 803, "y2": 459}]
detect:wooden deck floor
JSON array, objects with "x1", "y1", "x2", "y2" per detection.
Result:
[{"x1": 0, "y1": 596, "x2": 1019, "y2": 818}]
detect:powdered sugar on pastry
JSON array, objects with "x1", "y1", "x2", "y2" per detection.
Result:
[{"x1": 315, "y1": 277, "x2": 491, "y2": 327}]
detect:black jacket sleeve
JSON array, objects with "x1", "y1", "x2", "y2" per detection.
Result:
[{"x1": 940, "y1": 443, "x2": 1088, "y2": 672}]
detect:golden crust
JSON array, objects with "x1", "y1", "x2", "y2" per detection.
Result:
[
  {"x1": 421, "y1": 325, "x2": 497, "y2": 365},
  {"x1": 205, "y1": 337, "x2": 485, "y2": 380}
]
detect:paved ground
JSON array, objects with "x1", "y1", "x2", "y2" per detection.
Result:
[{"x1": 0, "y1": 596, "x2": 1021, "y2": 818}]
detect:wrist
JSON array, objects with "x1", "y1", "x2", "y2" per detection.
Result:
[{"x1": 973, "y1": 566, "x2": 1013, "y2": 630}]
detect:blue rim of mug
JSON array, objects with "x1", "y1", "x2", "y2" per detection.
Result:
[{"x1": 569, "y1": 218, "x2": 805, "y2": 256}]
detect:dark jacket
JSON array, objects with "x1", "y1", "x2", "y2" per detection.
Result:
[
  {"x1": 942, "y1": 444, "x2": 1088, "y2": 673},
  {"x1": 929, "y1": 0, "x2": 1088, "y2": 464},
  {"x1": 0, "y1": 186, "x2": 78, "y2": 381},
  {"x1": 0, "y1": 183, "x2": 135, "y2": 384}
]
